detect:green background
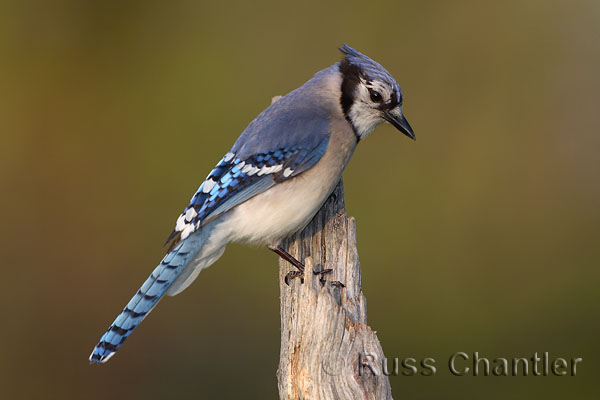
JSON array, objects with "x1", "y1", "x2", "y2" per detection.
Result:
[{"x1": 1, "y1": 0, "x2": 598, "y2": 399}]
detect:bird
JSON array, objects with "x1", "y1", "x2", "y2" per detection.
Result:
[{"x1": 89, "y1": 44, "x2": 415, "y2": 364}]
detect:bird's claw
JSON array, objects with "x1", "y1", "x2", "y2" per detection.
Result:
[
  {"x1": 284, "y1": 270, "x2": 304, "y2": 285},
  {"x1": 313, "y1": 268, "x2": 345, "y2": 288},
  {"x1": 284, "y1": 267, "x2": 344, "y2": 288},
  {"x1": 313, "y1": 268, "x2": 333, "y2": 276}
]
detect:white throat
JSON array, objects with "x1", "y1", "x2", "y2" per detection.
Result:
[{"x1": 348, "y1": 103, "x2": 383, "y2": 139}]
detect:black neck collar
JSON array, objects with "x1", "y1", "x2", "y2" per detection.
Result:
[{"x1": 338, "y1": 60, "x2": 362, "y2": 142}]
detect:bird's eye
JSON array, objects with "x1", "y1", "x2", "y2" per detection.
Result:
[{"x1": 369, "y1": 89, "x2": 382, "y2": 103}]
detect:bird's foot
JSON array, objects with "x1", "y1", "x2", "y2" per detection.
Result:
[
  {"x1": 269, "y1": 245, "x2": 305, "y2": 286},
  {"x1": 330, "y1": 280, "x2": 345, "y2": 288},
  {"x1": 284, "y1": 270, "x2": 304, "y2": 285},
  {"x1": 313, "y1": 268, "x2": 345, "y2": 288},
  {"x1": 268, "y1": 245, "x2": 345, "y2": 288}
]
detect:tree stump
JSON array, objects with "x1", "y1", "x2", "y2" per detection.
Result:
[{"x1": 276, "y1": 181, "x2": 393, "y2": 400}]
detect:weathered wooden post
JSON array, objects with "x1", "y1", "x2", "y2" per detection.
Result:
[{"x1": 276, "y1": 181, "x2": 393, "y2": 400}]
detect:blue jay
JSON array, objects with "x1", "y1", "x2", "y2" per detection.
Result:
[{"x1": 89, "y1": 44, "x2": 414, "y2": 364}]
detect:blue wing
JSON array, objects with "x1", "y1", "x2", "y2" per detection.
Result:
[
  {"x1": 167, "y1": 98, "x2": 331, "y2": 242},
  {"x1": 91, "y1": 90, "x2": 332, "y2": 363}
]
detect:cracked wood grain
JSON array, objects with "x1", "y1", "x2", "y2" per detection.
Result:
[{"x1": 276, "y1": 181, "x2": 393, "y2": 400}]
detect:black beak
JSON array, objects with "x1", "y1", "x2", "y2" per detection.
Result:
[{"x1": 383, "y1": 110, "x2": 415, "y2": 140}]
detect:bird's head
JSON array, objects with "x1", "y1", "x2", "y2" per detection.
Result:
[{"x1": 338, "y1": 44, "x2": 415, "y2": 141}]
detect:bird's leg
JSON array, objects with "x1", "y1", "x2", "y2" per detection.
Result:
[
  {"x1": 268, "y1": 245, "x2": 305, "y2": 285},
  {"x1": 268, "y1": 245, "x2": 304, "y2": 271}
]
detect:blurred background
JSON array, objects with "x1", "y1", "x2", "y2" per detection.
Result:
[{"x1": 1, "y1": 0, "x2": 599, "y2": 399}]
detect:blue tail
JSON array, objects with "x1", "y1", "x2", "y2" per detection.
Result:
[{"x1": 89, "y1": 236, "x2": 202, "y2": 364}]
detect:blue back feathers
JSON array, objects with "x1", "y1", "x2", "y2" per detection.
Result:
[{"x1": 168, "y1": 84, "x2": 332, "y2": 242}]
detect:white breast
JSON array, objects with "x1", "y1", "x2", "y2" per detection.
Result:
[{"x1": 225, "y1": 172, "x2": 337, "y2": 245}]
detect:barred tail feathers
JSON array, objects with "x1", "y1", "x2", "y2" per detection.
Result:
[{"x1": 89, "y1": 234, "x2": 206, "y2": 364}]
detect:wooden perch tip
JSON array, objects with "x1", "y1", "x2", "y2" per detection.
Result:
[{"x1": 277, "y1": 180, "x2": 392, "y2": 400}]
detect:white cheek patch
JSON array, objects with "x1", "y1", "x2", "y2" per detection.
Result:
[
  {"x1": 348, "y1": 103, "x2": 382, "y2": 139},
  {"x1": 347, "y1": 79, "x2": 393, "y2": 139},
  {"x1": 356, "y1": 83, "x2": 370, "y2": 101}
]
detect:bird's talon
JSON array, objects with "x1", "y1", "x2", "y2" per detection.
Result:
[
  {"x1": 285, "y1": 270, "x2": 304, "y2": 285},
  {"x1": 313, "y1": 268, "x2": 333, "y2": 276}
]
